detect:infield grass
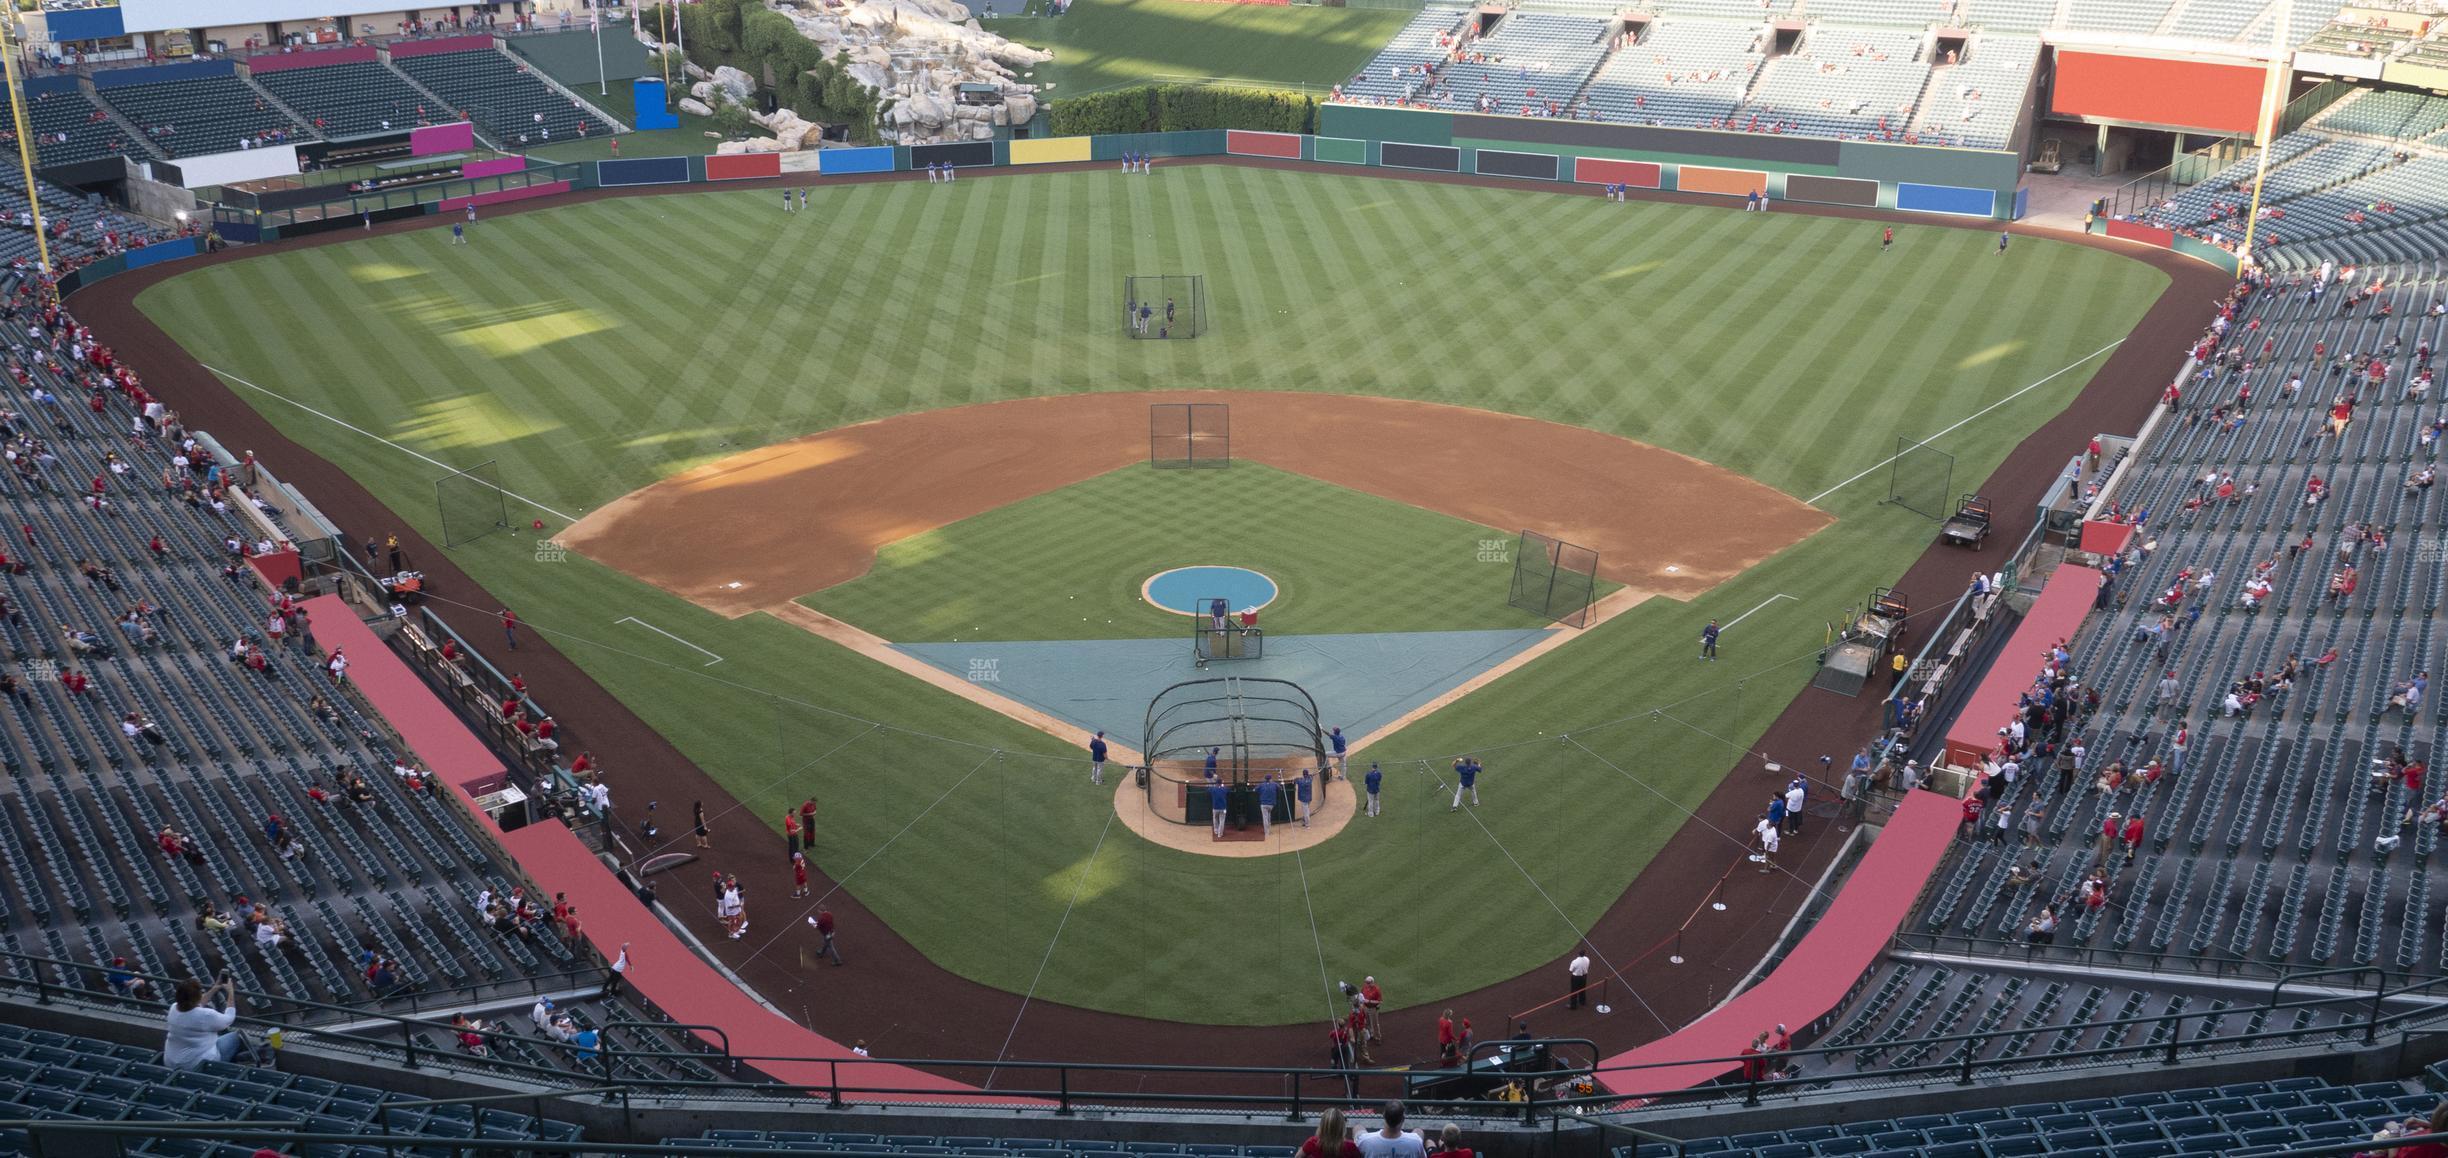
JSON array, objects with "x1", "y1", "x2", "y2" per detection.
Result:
[
  {"x1": 138, "y1": 165, "x2": 2166, "y2": 1027},
  {"x1": 989, "y1": 0, "x2": 1414, "y2": 96},
  {"x1": 805, "y1": 462, "x2": 1564, "y2": 641}
]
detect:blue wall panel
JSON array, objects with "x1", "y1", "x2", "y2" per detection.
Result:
[
  {"x1": 46, "y1": 7, "x2": 126, "y2": 42},
  {"x1": 122, "y1": 237, "x2": 200, "y2": 269},
  {"x1": 1895, "y1": 181, "x2": 1997, "y2": 218},
  {"x1": 817, "y1": 147, "x2": 896, "y2": 175},
  {"x1": 595, "y1": 156, "x2": 691, "y2": 187}
]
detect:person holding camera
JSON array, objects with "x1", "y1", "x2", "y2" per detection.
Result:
[{"x1": 163, "y1": 976, "x2": 245, "y2": 1070}]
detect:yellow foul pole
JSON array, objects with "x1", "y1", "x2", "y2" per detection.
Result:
[
  {"x1": 2237, "y1": 0, "x2": 2292, "y2": 263},
  {"x1": 0, "y1": 11, "x2": 52, "y2": 274}
]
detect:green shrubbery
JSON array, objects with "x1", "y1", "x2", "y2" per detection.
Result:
[
  {"x1": 638, "y1": 0, "x2": 882, "y2": 143},
  {"x1": 1047, "y1": 84, "x2": 1316, "y2": 136}
]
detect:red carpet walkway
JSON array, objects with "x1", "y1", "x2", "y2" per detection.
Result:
[
  {"x1": 1593, "y1": 789, "x2": 1959, "y2": 1097},
  {"x1": 308, "y1": 597, "x2": 993, "y2": 1099}
]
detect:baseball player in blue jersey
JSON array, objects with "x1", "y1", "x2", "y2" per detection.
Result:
[
  {"x1": 1701, "y1": 619, "x2": 1720, "y2": 660},
  {"x1": 1451, "y1": 756, "x2": 1480, "y2": 810},
  {"x1": 1257, "y1": 774, "x2": 1280, "y2": 837},
  {"x1": 1364, "y1": 762, "x2": 1382, "y2": 817},
  {"x1": 1296, "y1": 768, "x2": 1314, "y2": 826},
  {"x1": 1329, "y1": 727, "x2": 1347, "y2": 776},
  {"x1": 1088, "y1": 731, "x2": 1108, "y2": 787},
  {"x1": 1209, "y1": 777, "x2": 1229, "y2": 838},
  {"x1": 1204, "y1": 746, "x2": 1220, "y2": 780}
]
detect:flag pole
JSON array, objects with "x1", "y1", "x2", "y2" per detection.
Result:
[
  {"x1": 0, "y1": 13, "x2": 50, "y2": 275},
  {"x1": 594, "y1": 5, "x2": 607, "y2": 96},
  {"x1": 2237, "y1": 0, "x2": 2291, "y2": 264}
]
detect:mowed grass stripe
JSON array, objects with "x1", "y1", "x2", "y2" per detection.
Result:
[{"x1": 138, "y1": 167, "x2": 2170, "y2": 1024}]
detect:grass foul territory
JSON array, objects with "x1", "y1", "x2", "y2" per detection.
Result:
[{"x1": 138, "y1": 165, "x2": 2165, "y2": 1024}]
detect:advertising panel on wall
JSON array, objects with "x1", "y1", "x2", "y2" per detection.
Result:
[
  {"x1": 1380, "y1": 142, "x2": 1460, "y2": 172},
  {"x1": 596, "y1": 156, "x2": 692, "y2": 187},
  {"x1": 1895, "y1": 181, "x2": 1997, "y2": 217},
  {"x1": 1471, "y1": 149, "x2": 1559, "y2": 180},
  {"x1": 1225, "y1": 130, "x2": 1304, "y2": 159},
  {"x1": 911, "y1": 141, "x2": 994, "y2": 169},
  {"x1": 1572, "y1": 157, "x2": 1661, "y2": 187},
  {"x1": 1677, "y1": 166, "x2": 1767, "y2": 196},
  {"x1": 245, "y1": 46, "x2": 377, "y2": 74},
  {"x1": 704, "y1": 153, "x2": 782, "y2": 181},
  {"x1": 1313, "y1": 137, "x2": 1369, "y2": 165},
  {"x1": 121, "y1": 0, "x2": 402, "y2": 32},
  {"x1": 154, "y1": 145, "x2": 301, "y2": 190},
  {"x1": 1784, "y1": 173, "x2": 1877, "y2": 207},
  {"x1": 2050, "y1": 49, "x2": 2266, "y2": 135},
  {"x1": 411, "y1": 122, "x2": 477, "y2": 157},
  {"x1": 818, "y1": 147, "x2": 896, "y2": 175},
  {"x1": 1010, "y1": 137, "x2": 1093, "y2": 165},
  {"x1": 1455, "y1": 113, "x2": 1842, "y2": 166},
  {"x1": 1317, "y1": 103, "x2": 1454, "y2": 147}
]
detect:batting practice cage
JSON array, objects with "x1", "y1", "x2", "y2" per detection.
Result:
[
  {"x1": 436, "y1": 460, "x2": 511, "y2": 548},
  {"x1": 1508, "y1": 530, "x2": 1599, "y2": 628},
  {"x1": 1192, "y1": 593, "x2": 1264, "y2": 661},
  {"x1": 1140, "y1": 677, "x2": 1327, "y2": 828},
  {"x1": 1123, "y1": 275, "x2": 1206, "y2": 340},
  {"x1": 1886, "y1": 436, "x2": 1956, "y2": 521},
  {"x1": 1150, "y1": 402, "x2": 1231, "y2": 469}
]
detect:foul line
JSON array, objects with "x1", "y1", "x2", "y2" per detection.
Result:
[
  {"x1": 199, "y1": 362, "x2": 580, "y2": 523},
  {"x1": 984, "y1": 809, "x2": 1118, "y2": 1087},
  {"x1": 1805, "y1": 338, "x2": 2127, "y2": 506},
  {"x1": 1293, "y1": 849, "x2": 1338, "y2": 1026},
  {"x1": 615, "y1": 615, "x2": 724, "y2": 666},
  {"x1": 732, "y1": 748, "x2": 1002, "y2": 971},
  {"x1": 1405, "y1": 760, "x2": 1670, "y2": 1033},
  {"x1": 1718, "y1": 593, "x2": 1796, "y2": 633}
]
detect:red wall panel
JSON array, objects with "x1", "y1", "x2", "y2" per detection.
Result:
[
  {"x1": 705, "y1": 152, "x2": 782, "y2": 181},
  {"x1": 1572, "y1": 157, "x2": 1661, "y2": 188},
  {"x1": 2103, "y1": 219, "x2": 2177, "y2": 249},
  {"x1": 1225, "y1": 130, "x2": 1302, "y2": 158},
  {"x1": 2052, "y1": 50, "x2": 2265, "y2": 136}
]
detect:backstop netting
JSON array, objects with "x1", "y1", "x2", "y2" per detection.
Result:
[
  {"x1": 1141, "y1": 677, "x2": 1326, "y2": 824},
  {"x1": 1150, "y1": 402, "x2": 1231, "y2": 469},
  {"x1": 436, "y1": 460, "x2": 511, "y2": 548},
  {"x1": 1507, "y1": 530, "x2": 1598, "y2": 628},
  {"x1": 1886, "y1": 436, "x2": 1956, "y2": 521},
  {"x1": 1123, "y1": 275, "x2": 1206, "y2": 340}
]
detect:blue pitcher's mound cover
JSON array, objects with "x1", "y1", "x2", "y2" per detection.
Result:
[{"x1": 1143, "y1": 566, "x2": 1278, "y2": 615}]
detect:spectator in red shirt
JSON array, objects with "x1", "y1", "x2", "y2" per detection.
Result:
[
  {"x1": 1299, "y1": 1108, "x2": 1360, "y2": 1158},
  {"x1": 1739, "y1": 1032, "x2": 1769, "y2": 1082},
  {"x1": 1437, "y1": 1009, "x2": 1457, "y2": 1065},
  {"x1": 2122, "y1": 814, "x2": 2146, "y2": 854}
]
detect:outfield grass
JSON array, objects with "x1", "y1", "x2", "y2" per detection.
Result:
[
  {"x1": 138, "y1": 166, "x2": 2166, "y2": 1024},
  {"x1": 988, "y1": 0, "x2": 1415, "y2": 96},
  {"x1": 806, "y1": 463, "x2": 1559, "y2": 641}
]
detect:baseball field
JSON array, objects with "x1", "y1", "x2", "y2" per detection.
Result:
[{"x1": 129, "y1": 162, "x2": 2166, "y2": 1031}]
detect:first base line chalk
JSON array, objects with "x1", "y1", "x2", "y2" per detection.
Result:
[{"x1": 616, "y1": 616, "x2": 724, "y2": 666}]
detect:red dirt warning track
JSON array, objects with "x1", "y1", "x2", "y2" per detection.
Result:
[
  {"x1": 66, "y1": 157, "x2": 2227, "y2": 1082},
  {"x1": 560, "y1": 391, "x2": 1829, "y2": 618}
]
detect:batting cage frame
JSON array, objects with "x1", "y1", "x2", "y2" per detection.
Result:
[
  {"x1": 1507, "y1": 530, "x2": 1599, "y2": 628},
  {"x1": 1191, "y1": 594, "x2": 1264, "y2": 661},
  {"x1": 436, "y1": 460, "x2": 511, "y2": 548},
  {"x1": 1886, "y1": 436, "x2": 1956, "y2": 521},
  {"x1": 1123, "y1": 275, "x2": 1206, "y2": 340},
  {"x1": 1150, "y1": 402, "x2": 1231, "y2": 469},
  {"x1": 1140, "y1": 676, "x2": 1327, "y2": 827}
]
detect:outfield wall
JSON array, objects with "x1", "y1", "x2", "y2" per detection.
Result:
[{"x1": 180, "y1": 116, "x2": 2048, "y2": 275}]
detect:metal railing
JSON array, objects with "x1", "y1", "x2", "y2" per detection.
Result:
[{"x1": 9, "y1": 943, "x2": 2445, "y2": 1123}]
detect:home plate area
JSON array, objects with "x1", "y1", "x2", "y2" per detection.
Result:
[{"x1": 892, "y1": 628, "x2": 1549, "y2": 753}]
